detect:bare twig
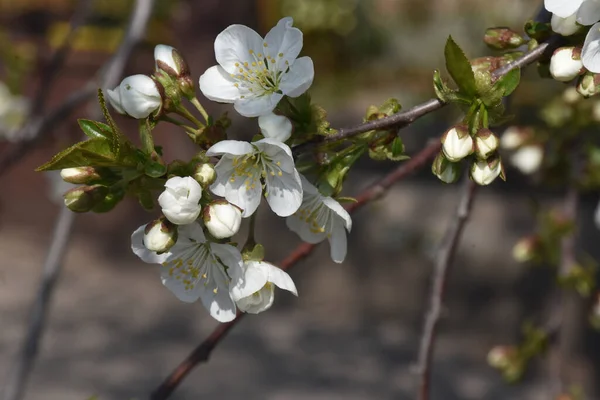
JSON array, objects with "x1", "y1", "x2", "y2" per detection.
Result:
[
  {"x1": 2, "y1": 1, "x2": 156, "y2": 399},
  {"x1": 293, "y1": 35, "x2": 560, "y2": 155},
  {"x1": 416, "y1": 178, "x2": 478, "y2": 400},
  {"x1": 150, "y1": 139, "x2": 443, "y2": 400}
]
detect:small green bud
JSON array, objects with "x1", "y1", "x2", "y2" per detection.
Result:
[
  {"x1": 63, "y1": 185, "x2": 109, "y2": 213},
  {"x1": 577, "y1": 71, "x2": 600, "y2": 98},
  {"x1": 484, "y1": 27, "x2": 526, "y2": 50}
]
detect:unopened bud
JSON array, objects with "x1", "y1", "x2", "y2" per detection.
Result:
[
  {"x1": 484, "y1": 27, "x2": 525, "y2": 50},
  {"x1": 203, "y1": 201, "x2": 242, "y2": 239},
  {"x1": 154, "y1": 44, "x2": 190, "y2": 78},
  {"x1": 500, "y1": 126, "x2": 530, "y2": 150},
  {"x1": 474, "y1": 128, "x2": 499, "y2": 159},
  {"x1": 144, "y1": 217, "x2": 178, "y2": 253},
  {"x1": 551, "y1": 13, "x2": 581, "y2": 36},
  {"x1": 470, "y1": 155, "x2": 503, "y2": 185},
  {"x1": 512, "y1": 235, "x2": 540, "y2": 262},
  {"x1": 549, "y1": 47, "x2": 584, "y2": 82},
  {"x1": 487, "y1": 345, "x2": 517, "y2": 369},
  {"x1": 432, "y1": 152, "x2": 461, "y2": 183},
  {"x1": 63, "y1": 185, "x2": 109, "y2": 213},
  {"x1": 193, "y1": 163, "x2": 216, "y2": 188},
  {"x1": 510, "y1": 145, "x2": 543, "y2": 175},
  {"x1": 442, "y1": 125, "x2": 473, "y2": 162},
  {"x1": 577, "y1": 71, "x2": 600, "y2": 98},
  {"x1": 60, "y1": 167, "x2": 101, "y2": 184},
  {"x1": 563, "y1": 87, "x2": 582, "y2": 104}
]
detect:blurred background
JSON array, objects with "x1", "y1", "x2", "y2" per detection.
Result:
[{"x1": 2, "y1": 0, "x2": 600, "y2": 399}]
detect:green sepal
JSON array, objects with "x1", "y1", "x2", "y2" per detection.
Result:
[{"x1": 144, "y1": 160, "x2": 168, "y2": 178}]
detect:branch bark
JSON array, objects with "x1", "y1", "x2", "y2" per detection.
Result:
[
  {"x1": 150, "y1": 139, "x2": 443, "y2": 400},
  {"x1": 416, "y1": 178, "x2": 478, "y2": 400}
]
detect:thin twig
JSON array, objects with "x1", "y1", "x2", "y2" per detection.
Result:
[
  {"x1": 416, "y1": 178, "x2": 478, "y2": 400},
  {"x1": 293, "y1": 35, "x2": 560, "y2": 155},
  {"x1": 150, "y1": 139, "x2": 443, "y2": 400},
  {"x1": 2, "y1": 1, "x2": 156, "y2": 399}
]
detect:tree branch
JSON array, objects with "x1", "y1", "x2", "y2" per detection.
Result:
[
  {"x1": 1, "y1": 1, "x2": 156, "y2": 399},
  {"x1": 416, "y1": 178, "x2": 478, "y2": 400},
  {"x1": 293, "y1": 35, "x2": 561, "y2": 155},
  {"x1": 150, "y1": 139, "x2": 443, "y2": 400}
]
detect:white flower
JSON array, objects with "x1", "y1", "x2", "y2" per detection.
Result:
[
  {"x1": 199, "y1": 17, "x2": 314, "y2": 117},
  {"x1": 583, "y1": 23, "x2": 600, "y2": 73},
  {"x1": 203, "y1": 201, "x2": 242, "y2": 239},
  {"x1": 551, "y1": 13, "x2": 581, "y2": 36},
  {"x1": 510, "y1": 145, "x2": 543, "y2": 175},
  {"x1": 258, "y1": 112, "x2": 292, "y2": 142},
  {"x1": 230, "y1": 260, "x2": 297, "y2": 314},
  {"x1": 0, "y1": 82, "x2": 29, "y2": 142},
  {"x1": 442, "y1": 125, "x2": 473, "y2": 162},
  {"x1": 158, "y1": 176, "x2": 203, "y2": 225},
  {"x1": 143, "y1": 218, "x2": 177, "y2": 253},
  {"x1": 154, "y1": 44, "x2": 181, "y2": 75},
  {"x1": 286, "y1": 176, "x2": 352, "y2": 263},
  {"x1": 106, "y1": 74, "x2": 162, "y2": 119},
  {"x1": 207, "y1": 138, "x2": 302, "y2": 218},
  {"x1": 131, "y1": 222, "x2": 243, "y2": 322},
  {"x1": 549, "y1": 47, "x2": 584, "y2": 82},
  {"x1": 471, "y1": 158, "x2": 503, "y2": 185},
  {"x1": 545, "y1": 0, "x2": 600, "y2": 24}
]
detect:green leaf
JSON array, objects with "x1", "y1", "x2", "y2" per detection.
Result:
[
  {"x1": 391, "y1": 136, "x2": 404, "y2": 158},
  {"x1": 444, "y1": 36, "x2": 478, "y2": 97},
  {"x1": 139, "y1": 119, "x2": 155, "y2": 155},
  {"x1": 524, "y1": 20, "x2": 551, "y2": 42},
  {"x1": 78, "y1": 119, "x2": 113, "y2": 140},
  {"x1": 36, "y1": 138, "x2": 136, "y2": 171},
  {"x1": 144, "y1": 160, "x2": 167, "y2": 178},
  {"x1": 494, "y1": 68, "x2": 521, "y2": 97}
]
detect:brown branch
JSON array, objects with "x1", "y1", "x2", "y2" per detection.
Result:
[
  {"x1": 416, "y1": 178, "x2": 478, "y2": 400},
  {"x1": 293, "y1": 35, "x2": 561, "y2": 155},
  {"x1": 150, "y1": 139, "x2": 443, "y2": 400}
]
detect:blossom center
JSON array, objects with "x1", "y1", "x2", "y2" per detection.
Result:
[
  {"x1": 230, "y1": 44, "x2": 289, "y2": 99},
  {"x1": 294, "y1": 194, "x2": 332, "y2": 235},
  {"x1": 229, "y1": 150, "x2": 284, "y2": 191}
]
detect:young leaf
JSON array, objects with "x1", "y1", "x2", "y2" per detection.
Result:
[
  {"x1": 78, "y1": 119, "x2": 114, "y2": 140},
  {"x1": 444, "y1": 36, "x2": 478, "y2": 97},
  {"x1": 494, "y1": 67, "x2": 521, "y2": 97},
  {"x1": 36, "y1": 138, "x2": 136, "y2": 171}
]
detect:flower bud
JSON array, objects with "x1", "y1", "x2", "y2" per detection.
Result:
[
  {"x1": 154, "y1": 45, "x2": 190, "y2": 77},
  {"x1": 510, "y1": 145, "x2": 543, "y2": 175},
  {"x1": 158, "y1": 176, "x2": 203, "y2": 225},
  {"x1": 551, "y1": 13, "x2": 581, "y2": 36},
  {"x1": 441, "y1": 125, "x2": 473, "y2": 162},
  {"x1": 474, "y1": 128, "x2": 499, "y2": 159},
  {"x1": 203, "y1": 201, "x2": 242, "y2": 239},
  {"x1": 577, "y1": 71, "x2": 600, "y2": 98},
  {"x1": 549, "y1": 47, "x2": 584, "y2": 82},
  {"x1": 470, "y1": 156, "x2": 503, "y2": 185},
  {"x1": 106, "y1": 74, "x2": 162, "y2": 119},
  {"x1": 431, "y1": 152, "x2": 461, "y2": 183},
  {"x1": 512, "y1": 235, "x2": 540, "y2": 262},
  {"x1": 143, "y1": 217, "x2": 178, "y2": 253},
  {"x1": 483, "y1": 27, "x2": 525, "y2": 50},
  {"x1": 500, "y1": 126, "x2": 531, "y2": 150},
  {"x1": 60, "y1": 167, "x2": 101, "y2": 184},
  {"x1": 193, "y1": 163, "x2": 217, "y2": 188},
  {"x1": 63, "y1": 185, "x2": 109, "y2": 213},
  {"x1": 487, "y1": 346, "x2": 517, "y2": 370}
]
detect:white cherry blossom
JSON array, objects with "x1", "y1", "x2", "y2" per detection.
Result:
[
  {"x1": 158, "y1": 176, "x2": 203, "y2": 225},
  {"x1": 107, "y1": 74, "x2": 162, "y2": 119},
  {"x1": 131, "y1": 222, "x2": 242, "y2": 322},
  {"x1": 199, "y1": 17, "x2": 314, "y2": 117},
  {"x1": 258, "y1": 112, "x2": 292, "y2": 142},
  {"x1": 207, "y1": 138, "x2": 302, "y2": 218},
  {"x1": 286, "y1": 176, "x2": 352, "y2": 263},
  {"x1": 230, "y1": 260, "x2": 297, "y2": 314}
]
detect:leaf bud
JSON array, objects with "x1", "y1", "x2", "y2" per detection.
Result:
[{"x1": 483, "y1": 27, "x2": 525, "y2": 50}]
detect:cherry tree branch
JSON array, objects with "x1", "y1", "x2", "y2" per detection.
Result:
[
  {"x1": 293, "y1": 35, "x2": 561, "y2": 155},
  {"x1": 150, "y1": 139, "x2": 443, "y2": 400},
  {"x1": 1, "y1": 2, "x2": 156, "y2": 399},
  {"x1": 415, "y1": 178, "x2": 477, "y2": 400}
]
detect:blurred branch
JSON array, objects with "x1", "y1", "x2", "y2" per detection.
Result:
[
  {"x1": 1, "y1": 1, "x2": 156, "y2": 400},
  {"x1": 293, "y1": 35, "x2": 561, "y2": 155},
  {"x1": 150, "y1": 139, "x2": 443, "y2": 400},
  {"x1": 416, "y1": 178, "x2": 478, "y2": 400}
]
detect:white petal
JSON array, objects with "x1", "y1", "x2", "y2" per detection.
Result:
[
  {"x1": 254, "y1": 138, "x2": 295, "y2": 172},
  {"x1": 299, "y1": 174, "x2": 320, "y2": 195},
  {"x1": 206, "y1": 140, "x2": 254, "y2": 157},
  {"x1": 199, "y1": 65, "x2": 242, "y2": 103},
  {"x1": 583, "y1": 23, "x2": 600, "y2": 73},
  {"x1": 198, "y1": 284, "x2": 238, "y2": 323},
  {"x1": 286, "y1": 213, "x2": 327, "y2": 244},
  {"x1": 577, "y1": 0, "x2": 600, "y2": 25},
  {"x1": 131, "y1": 225, "x2": 171, "y2": 264},
  {"x1": 209, "y1": 242, "x2": 243, "y2": 273},
  {"x1": 279, "y1": 56, "x2": 314, "y2": 98},
  {"x1": 594, "y1": 200, "x2": 600, "y2": 230},
  {"x1": 161, "y1": 273, "x2": 202, "y2": 303},
  {"x1": 154, "y1": 44, "x2": 178, "y2": 72},
  {"x1": 258, "y1": 113, "x2": 292, "y2": 142},
  {"x1": 264, "y1": 17, "x2": 303, "y2": 71},
  {"x1": 177, "y1": 222, "x2": 207, "y2": 243},
  {"x1": 106, "y1": 88, "x2": 125, "y2": 114},
  {"x1": 234, "y1": 93, "x2": 284, "y2": 117},
  {"x1": 210, "y1": 159, "x2": 263, "y2": 218},
  {"x1": 236, "y1": 285, "x2": 274, "y2": 314},
  {"x1": 214, "y1": 24, "x2": 264, "y2": 74},
  {"x1": 230, "y1": 261, "x2": 268, "y2": 301},
  {"x1": 209, "y1": 157, "x2": 235, "y2": 197},
  {"x1": 257, "y1": 262, "x2": 297, "y2": 295},
  {"x1": 119, "y1": 74, "x2": 161, "y2": 119},
  {"x1": 322, "y1": 196, "x2": 352, "y2": 232},
  {"x1": 265, "y1": 167, "x2": 303, "y2": 216},
  {"x1": 328, "y1": 224, "x2": 348, "y2": 263},
  {"x1": 545, "y1": 0, "x2": 584, "y2": 18}
]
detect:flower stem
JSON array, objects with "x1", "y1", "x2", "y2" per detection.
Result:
[
  {"x1": 242, "y1": 212, "x2": 258, "y2": 254},
  {"x1": 160, "y1": 115, "x2": 198, "y2": 135},
  {"x1": 175, "y1": 105, "x2": 205, "y2": 129},
  {"x1": 190, "y1": 97, "x2": 210, "y2": 124}
]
